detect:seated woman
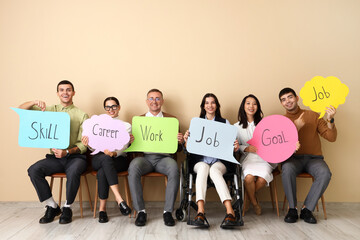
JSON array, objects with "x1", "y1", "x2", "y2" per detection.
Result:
[
  {"x1": 234, "y1": 94, "x2": 276, "y2": 215},
  {"x1": 82, "y1": 96, "x2": 133, "y2": 223},
  {"x1": 184, "y1": 93, "x2": 240, "y2": 227}
]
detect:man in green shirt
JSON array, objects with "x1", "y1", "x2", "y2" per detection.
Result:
[{"x1": 19, "y1": 80, "x2": 89, "y2": 224}]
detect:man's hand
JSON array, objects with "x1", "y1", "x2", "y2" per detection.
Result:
[
  {"x1": 34, "y1": 100, "x2": 46, "y2": 111},
  {"x1": 81, "y1": 136, "x2": 89, "y2": 146},
  {"x1": 178, "y1": 132, "x2": 184, "y2": 144},
  {"x1": 294, "y1": 112, "x2": 305, "y2": 131},
  {"x1": 325, "y1": 105, "x2": 336, "y2": 121},
  {"x1": 52, "y1": 148, "x2": 67, "y2": 158}
]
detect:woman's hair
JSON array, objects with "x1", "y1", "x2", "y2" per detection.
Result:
[
  {"x1": 103, "y1": 96, "x2": 120, "y2": 107},
  {"x1": 237, "y1": 94, "x2": 263, "y2": 128},
  {"x1": 199, "y1": 93, "x2": 222, "y2": 119}
]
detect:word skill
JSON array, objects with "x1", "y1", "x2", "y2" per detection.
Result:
[{"x1": 12, "y1": 108, "x2": 70, "y2": 149}]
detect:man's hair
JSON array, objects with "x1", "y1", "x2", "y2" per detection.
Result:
[
  {"x1": 278, "y1": 87, "x2": 297, "y2": 100},
  {"x1": 147, "y1": 88, "x2": 163, "y2": 97},
  {"x1": 57, "y1": 80, "x2": 74, "y2": 92}
]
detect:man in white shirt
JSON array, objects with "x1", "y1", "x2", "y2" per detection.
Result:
[{"x1": 128, "y1": 89, "x2": 184, "y2": 227}]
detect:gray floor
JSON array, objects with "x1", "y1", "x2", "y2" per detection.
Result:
[{"x1": 0, "y1": 201, "x2": 359, "y2": 240}]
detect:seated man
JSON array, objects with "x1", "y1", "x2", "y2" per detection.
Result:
[
  {"x1": 128, "y1": 88, "x2": 183, "y2": 227},
  {"x1": 20, "y1": 80, "x2": 89, "y2": 224},
  {"x1": 279, "y1": 87, "x2": 337, "y2": 224}
]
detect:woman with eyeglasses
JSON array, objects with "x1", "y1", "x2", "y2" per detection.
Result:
[
  {"x1": 183, "y1": 93, "x2": 240, "y2": 228},
  {"x1": 82, "y1": 96, "x2": 134, "y2": 223}
]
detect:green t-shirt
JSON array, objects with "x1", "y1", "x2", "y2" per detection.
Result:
[{"x1": 31, "y1": 104, "x2": 89, "y2": 154}]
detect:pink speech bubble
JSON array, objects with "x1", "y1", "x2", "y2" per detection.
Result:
[
  {"x1": 247, "y1": 115, "x2": 298, "y2": 163},
  {"x1": 82, "y1": 114, "x2": 130, "y2": 155}
]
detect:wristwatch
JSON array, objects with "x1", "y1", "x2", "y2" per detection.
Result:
[
  {"x1": 66, "y1": 149, "x2": 70, "y2": 157},
  {"x1": 327, "y1": 118, "x2": 334, "y2": 123}
]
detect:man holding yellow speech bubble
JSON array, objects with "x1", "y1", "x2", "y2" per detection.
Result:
[
  {"x1": 127, "y1": 89, "x2": 184, "y2": 227},
  {"x1": 279, "y1": 87, "x2": 337, "y2": 224},
  {"x1": 19, "y1": 80, "x2": 89, "y2": 225}
]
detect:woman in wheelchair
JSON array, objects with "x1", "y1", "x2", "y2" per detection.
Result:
[
  {"x1": 183, "y1": 93, "x2": 240, "y2": 228},
  {"x1": 234, "y1": 94, "x2": 277, "y2": 215},
  {"x1": 82, "y1": 97, "x2": 134, "y2": 223}
]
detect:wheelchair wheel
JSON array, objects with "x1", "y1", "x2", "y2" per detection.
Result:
[
  {"x1": 179, "y1": 163, "x2": 184, "y2": 203},
  {"x1": 175, "y1": 208, "x2": 186, "y2": 221}
]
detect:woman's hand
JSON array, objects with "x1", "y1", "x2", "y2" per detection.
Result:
[
  {"x1": 129, "y1": 134, "x2": 135, "y2": 144},
  {"x1": 233, "y1": 140, "x2": 240, "y2": 152},
  {"x1": 244, "y1": 145, "x2": 257, "y2": 153},
  {"x1": 104, "y1": 149, "x2": 116, "y2": 157},
  {"x1": 81, "y1": 136, "x2": 89, "y2": 146}
]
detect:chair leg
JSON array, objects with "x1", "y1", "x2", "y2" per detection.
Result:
[
  {"x1": 269, "y1": 182, "x2": 275, "y2": 210},
  {"x1": 321, "y1": 195, "x2": 327, "y2": 220},
  {"x1": 273, "y1": 177, "x2": 279, "y2": 217},
  {"x1": 83, "y1": 175, "x2": 93, "y2": 210},
  {"x1": 79, "y1": 178, "x2": 83, "y2": 218},
  {"x1": 242, "y1": 192, "x2": 247, "y2": 217},
  {"x1": 283, "y1": 195, "x2": 287, "y2": 212},
  {"x1": 50, "y1": 177, "x2": 54, "y2": 191},
  {"x1": 124, "y1": 177, "x2": 132, "y2": 218},
  {"x1": 59, "y1": 178, "x2": 63, "y2": 206},
  {"x1": 93, "y1": 179, "x2": 98, "y2": 218},
  {"x1": 164, "y1": 176, "x2": 168, "y2": 187}
]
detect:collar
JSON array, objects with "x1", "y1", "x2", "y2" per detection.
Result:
[
  {"x1": 57, "y1": 103, "x2": 75, "y2": 111},
  {"x1": 286, "y1": 106, "x2": 302, "y2": 116},
  {"x1": 146, "y1": 111, "x2": 163, "y2": 117}
]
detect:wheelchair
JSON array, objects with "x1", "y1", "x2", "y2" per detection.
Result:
[{"x1": 175, "y1": 152, "x2": 244, "y2": 229}]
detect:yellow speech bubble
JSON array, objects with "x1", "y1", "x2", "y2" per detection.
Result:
[{"x1": 300, "y1": 76, "x2": 349, "y2": 118}]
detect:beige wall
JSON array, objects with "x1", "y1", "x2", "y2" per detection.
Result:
[{"x1": 1, "y1": 0, "x2": 359, "y2": 203}]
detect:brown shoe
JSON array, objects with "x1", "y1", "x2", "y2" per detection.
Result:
[{"x1": 223, "y1": 213, "x2": 237, "y2": 225}]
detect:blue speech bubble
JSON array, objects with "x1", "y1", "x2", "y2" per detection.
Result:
[
  {"x1": 11, "y1": 108, "x2": 70, "y2": 149},
  {"x1": 187, "y1": 118, "x2": 239, "y2": 165}
]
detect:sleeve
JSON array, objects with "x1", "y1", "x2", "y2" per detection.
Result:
[
  {"x1": 75, "y1": 113, "x2": 89, "y2": 154},
  {"x1": 115, "y1": 122, "x2": 132, "y2": 156},
  {"x1": 317, "y1": 118, "x2": 337, "y2": 142}
]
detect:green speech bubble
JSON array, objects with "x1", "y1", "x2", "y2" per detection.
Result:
[{"x1": 124, "y1": 116, "x2": 179, "y2": 154}]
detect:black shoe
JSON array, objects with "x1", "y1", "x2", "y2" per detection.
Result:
[
  {"x1": 222, "y1": 213, "x2": 237, "y2": 226},
  {"x1": 119, "y1": 201, "x2": 131, "y2": 216},
  {"x1": 194, "y1": 212, "x2": 206, "y2": 226},
  {"x1": 284, "y1": 208, "x2": 298, "y2": 223},
  {"x1": 98, "y1": 211, "x2": 109, "y2": 223},
  {"x1": 59, "y1": 207, "x2": 72, "y2": 224},
  {"x1": 163, "y1": 212, "x2": 175, "y2": 226},
  {"x1": 135, "y1": 212, "x2": 147, "y2": 226},
  {"x1": 300, "y1": 208, "x2": 317, "y2": 224},
  {"x1": 39, "y1": 205, "x2": 61, "y2": 224}
]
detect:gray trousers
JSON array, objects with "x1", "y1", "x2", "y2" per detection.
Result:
[
  {"x1": 128, "y1": 154, "x2": 179, "y2": 212},
  {"x1": 281, "y1": 155, "x2": 332, "y2": 211}
]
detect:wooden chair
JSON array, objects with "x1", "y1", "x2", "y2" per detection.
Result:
[
  {"x1": 92, "y1": 170, "x2": 132, "y2": 218},
  {"x1": 242, "y1": 167, "x2": 280, "y2": 216},
  {"x1": 49, "y1": 170, "x2": 93, "y2": 218},
  {"x1": 282, "y1": 172, "x2": 327, "y2": 219}
]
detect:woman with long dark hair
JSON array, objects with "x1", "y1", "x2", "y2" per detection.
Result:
[
  {"x1": 82, "y1": 97, "x2": 133, "y2": 223},
  {"x1": 184, "y1": 93, "x2": 240, "y2": 227},
  {"x1": 234, "y1": 94, "x2": 276, "y2": 215}
]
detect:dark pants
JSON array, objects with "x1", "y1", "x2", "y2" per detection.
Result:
[
  {"x1": 27, "y1": 154, "x2": 87, "y2": 205},
  {"x1": 92, "y1": 153, "x2": 130, "y2": 199},
  {"x1": 281, "y1": 155, "x2": 332, "y2": 211}
]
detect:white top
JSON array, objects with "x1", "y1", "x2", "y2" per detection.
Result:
[{"x1": 234, "y1": 121, "x2": 276, "y2": 184}]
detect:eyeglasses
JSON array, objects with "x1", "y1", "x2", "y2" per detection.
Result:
[
  {"x1": 104, "y1": 105, "x2": 119, "y2": 111},
  {"x1": 147, "y1": 97, "x2": 162, "y2": 102}
]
